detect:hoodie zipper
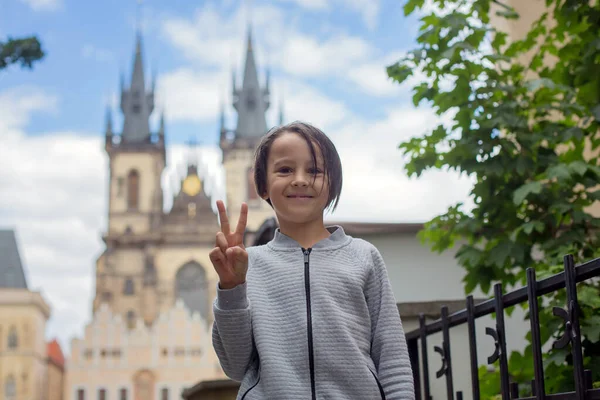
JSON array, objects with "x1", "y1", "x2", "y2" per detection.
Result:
[{"x1": 302, "y1": 247, "x2": 316, "y2": 400}]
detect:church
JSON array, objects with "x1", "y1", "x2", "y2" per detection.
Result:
[{"x1": 64, "y1": 27, "x2": 278, "y2": 400}]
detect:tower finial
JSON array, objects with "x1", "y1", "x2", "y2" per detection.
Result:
[
  {"x1": 105, "y1": 105, "x2": 113, "y2": 135},
  {"x1": 279, "y1": 94, "x2": 284, "y2": 126}
]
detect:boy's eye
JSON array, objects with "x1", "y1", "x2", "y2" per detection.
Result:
[
  {"x1": 277, "y1": 167, "x2": 292, "y2": 173},
  {"x1": 308, "y1": 168, "x2": 323, "y2": 175}
]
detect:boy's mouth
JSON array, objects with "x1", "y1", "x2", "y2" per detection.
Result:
[{"x1": 286, "y1": 194, "x2": 314, "y2": 198}]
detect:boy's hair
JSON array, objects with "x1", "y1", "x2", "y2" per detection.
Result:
[{"x1": 253, "y1": 121, "x2": 343, "y2": 212}]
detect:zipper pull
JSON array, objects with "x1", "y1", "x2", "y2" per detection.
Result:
[{"x1": 303, "y1": 248, "x2": 311, "y2": 263}]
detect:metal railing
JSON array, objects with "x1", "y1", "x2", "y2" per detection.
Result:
[{"x1": 405, "y1": 254, "x2": 600, "y2": 400}]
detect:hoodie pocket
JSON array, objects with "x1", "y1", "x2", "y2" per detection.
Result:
[
  {"x1": 368, "y1": 367, "x2": 386, "y2": 400},
  {"x1": 240, "y1": 375, "x2": 260, "y2": 400}
]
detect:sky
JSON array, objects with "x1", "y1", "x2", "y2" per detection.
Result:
[{"x1": 0, "y1": 0, "x2": 474, "y2": 352}]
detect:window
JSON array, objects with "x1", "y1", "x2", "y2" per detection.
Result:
[
  {"x1": 123, "y1": 278, "x2": 135, "y2": 295},
  {"x1": 119, "y1": 388, "x2": 128, "y2": 400},
  {"x1": 247, "y1": 167, "x2": 259, "y2": 201},
  {"x1": 161, "y1": 388, "x2": 169, "y2": 400},
  {"x1": 77, "y1": 388, "x2": 85, "y2": 400},
  {"x1": 4, "y1": 375, "x2": 15, "y2": 399},
  {"x1": 127, "y1": 310, "x2": 136, "y2": 330},
  {"x1": 7, "y1": 326, "x2": 17, "y2": 349},
  {"x1": 127, "y1": 170, "x2": 140, "y2": 209},
  {"x1": 175, "y1": 262, "x2": 208, "y2": 321},
  {"x1": 98, "y1": 388, "x2": 106, "y2": 400}
]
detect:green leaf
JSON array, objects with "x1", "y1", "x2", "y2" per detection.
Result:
[
  {"x1": 568, "y1": 161, "x2": 588, "y2": 176},
  {"x1": 403, "y1": 0, "x2": 425, "y2": 16},
  {"x1": 522, "y1": 221, "x2": 545, "y2": 234},
  {"x1": 592, "y1": 105, "x2": 600, "y2": 122},
  {"x1": 581, "y1": 316, "x2": 600, "y2": 341},
  {"x1": 578, "y1": 286, "x2": 600, "y2": 309},
  {"x1": 547, "y1": 164, "x2": 571, "y2": 181},
  {"x1": 513, "y1": 181, "x2": 543, "y2": 205}
]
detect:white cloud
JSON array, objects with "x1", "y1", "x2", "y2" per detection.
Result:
[
  {"x1": 159, "y1": 3, "x2": 397, "y2": 100},
  {"x1": 325, "y1": 106, "x2": 474, "y2": 222},
  {"x1": 156, "y1": 68, "x2": 227, "y2": 123},
  {"x1": 275, "y1": 0, "x2": 328, "y2": 10},
  {"x1": 18, "y1": 0, "x2": 62, "y2": 12},
  {"x1": 279, "y1": 79, "x2": 350, "y2": 129},
  {"x1": 280, "y1": 33, "x2": 372, "y2": 76},
  {"x1": 273, "y1": 0, "x2": 380, "y2": 29}
]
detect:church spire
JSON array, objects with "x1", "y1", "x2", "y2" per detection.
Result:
[
  {"x1": 119, "y1": 33, "x2": 155, "y2": 143},
  {"x1": 233, "y1": 25, "x2": 269, "y2": 138}
]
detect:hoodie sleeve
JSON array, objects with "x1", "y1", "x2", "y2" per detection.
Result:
[
  {"x1": 211, "y1": 281, "x2": 255, "y2": 382},
  {"x1": 366, "y1": 245, "x2": 415, "y2": 400}
]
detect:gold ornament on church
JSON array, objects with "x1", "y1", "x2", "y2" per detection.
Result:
[{"x1": 182, "y1": 175, "x2": 202, "y2": 196}]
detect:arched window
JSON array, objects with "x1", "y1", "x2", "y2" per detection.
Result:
[
  {"x1": 127, "y1": 170, "x2": 140, "y2": 209},
  {"x1": 7, "y1": 326, "x2": 17, "y2": 349},
  {"x1": 126, "y1": 310, "x2": 136, "y2": 330},
  {"x1": 175, "y1": 261, "x2": 208, "y2": 321},
  {"x1": 123, "y1": 278, "x2": 135, "y2": 295},
  {"x1": 76, "y1": 388, "x2": 85, "y2": 400},
  {"x1": 4, "y1": 375, "x2": 15, "y2": 399}
]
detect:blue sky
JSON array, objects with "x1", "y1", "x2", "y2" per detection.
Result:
[
  {"x1": 0, "y1": 0, "x2": 473, "y2": 352},
  {"x1": 1, "y1": 0, "x2": 418, "y2": 143}
]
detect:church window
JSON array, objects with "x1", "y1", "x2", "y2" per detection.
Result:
[
  {"x1": 4, "y1": 375, "x2": 15, "y2": 399},
  {"x1": 123, "y1": 278, "x2": 135, "y2": 295},
  {"x1": 77, "y1": 388, "x2": 85, "y2": 400},
  {"x1": 98, "y1": 388, "x2": 106, "y2": 400},
  {"x1": 132, "y1": 103, "x2": 141, "y2": 114},
  {"x1": 247, "y1": 167, "x2": 259, "y2": 201},
  {"x1": 161, "y1": 387, "x2": 169, "y2": 400},
  {"x1": 7, "y1": 326, "x2": 17, "y2": 349},
  {"x1": 127, "y1": 170, "x2": 140, "y2": 210},
  {"x1": 175, "y1": 262, "x2": 208, "y2": 321},
  {"x1": 126, "y1": 310, "x2": 136, "y2": 330},
  {"x1": 119, "y1": 388, "x2": 128, "y2": 400}
]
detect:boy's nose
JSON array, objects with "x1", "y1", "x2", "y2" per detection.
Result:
[{"x1": 292, "y1": 173, "x2": 309, "y2": 187}]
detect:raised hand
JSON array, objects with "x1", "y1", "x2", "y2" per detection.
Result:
[{"x1": 209, "y1": 200, "x2": 249, "y2": 290}]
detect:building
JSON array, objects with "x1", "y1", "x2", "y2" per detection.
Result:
[
  {"x1": 0, "y1": 229, "x2": 65, "y2": 400},
  {"x1": 64, "y1": 26, "x2": 278, "y2": 400}
]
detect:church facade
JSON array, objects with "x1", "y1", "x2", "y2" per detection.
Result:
[{"x1": 64, "y1": 28, "x2": 276, "y2": 400}]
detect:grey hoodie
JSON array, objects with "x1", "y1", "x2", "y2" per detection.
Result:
[{"x1": 212, "y1": 226, "x2": 415, "y2": 399}]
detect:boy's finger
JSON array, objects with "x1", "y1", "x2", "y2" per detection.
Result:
[
  {"x1": 216, "y1": 200, "x2": 230, "y2": 234},
  {"x1": 215, "y1": 232, "x2": 228, "y2": 253},
  {"x1": 209, "y1": 247, "x2": 226, "y2": 268},
  {"x1": 235, "y1": 202, "x2": 248, "y2": 235}
]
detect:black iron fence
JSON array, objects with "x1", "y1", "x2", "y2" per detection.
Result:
[{"x1": 405, "y1": 254, "x2": 600, "y2": 400}]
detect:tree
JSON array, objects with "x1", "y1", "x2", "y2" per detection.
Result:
[
  {"x1": 0, "y1": 36, "x2": 45, "y2": 71},
  {"x1": 388, "y1": 0, "x2": 600, "y2": 395}
]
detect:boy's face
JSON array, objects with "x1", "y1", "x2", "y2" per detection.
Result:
[{"x1": 263, "y1": 132, "x2": 330, "y2": 225}]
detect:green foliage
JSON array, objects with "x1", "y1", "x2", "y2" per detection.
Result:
[
  {"x1": 0, "y1": 36, "x2": 45, "y2": 70},
  {"x1": 390, "y1": 0, "x2": 600, "y2": 395}
]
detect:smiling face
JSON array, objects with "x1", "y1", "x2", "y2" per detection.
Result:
[{"x1": 262, "y1": 132, "x2": 330, "y2": 225}]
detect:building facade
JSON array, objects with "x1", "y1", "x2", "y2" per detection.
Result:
[
  {"x1": 0, "y1": 230, "x2": 65, "y2": 400},
  {"x1": 65, "y1": 27, "x2": 278, "y2": 400}
]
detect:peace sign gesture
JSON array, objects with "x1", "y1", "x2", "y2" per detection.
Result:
[{"x1": 210, "y1": 200, "x2": 249, "y2": 290}]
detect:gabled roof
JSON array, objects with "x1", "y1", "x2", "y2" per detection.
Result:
[
  {"x1": 47, "y1": 339, "x2": 65, "y2": 368},
  {"x1": 0, "y1": 230, "x2": 28, "y2": 289}
]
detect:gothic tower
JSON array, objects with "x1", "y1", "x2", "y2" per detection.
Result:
[
  {"x1": 95, "y1": 33, "x2": 164, "y2": 327},
  {"x1": 220, "y1": 27, "x2": 277, "y2": 237}
]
